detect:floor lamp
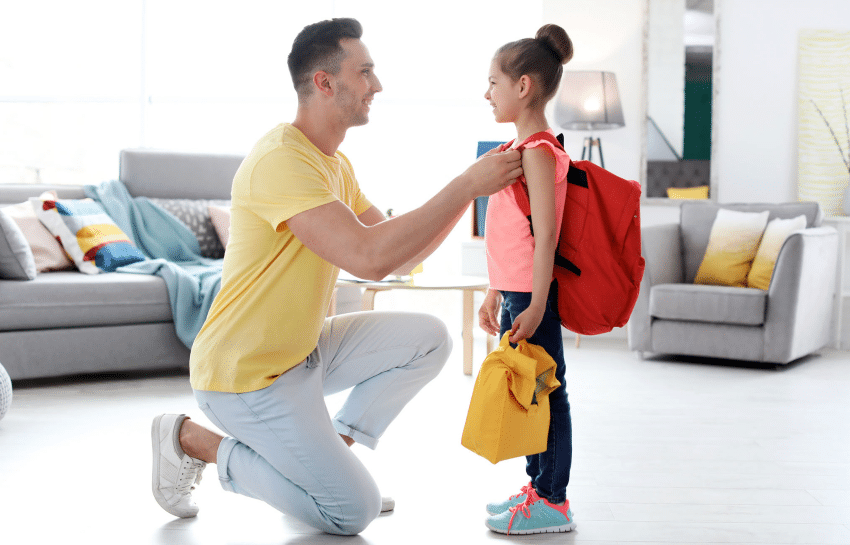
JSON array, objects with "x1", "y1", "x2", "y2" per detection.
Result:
[{"x1": 554, "y1": 71, "x2": 625, "y2": 168}]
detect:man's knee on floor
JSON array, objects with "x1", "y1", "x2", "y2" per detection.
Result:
[{"x1": 321, "y1": 492, "x2": 381, "y2": 536}]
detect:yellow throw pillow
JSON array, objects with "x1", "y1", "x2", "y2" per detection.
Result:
[
  {"x1": 667, "y1": 185, "x2": 709, "y2": 199},
  {"x1": 694, "y1": 209, "x2": 769, "y2": 287},
  {"x1": 746, "y1": 215, "x2": 807, "y2": 290}
]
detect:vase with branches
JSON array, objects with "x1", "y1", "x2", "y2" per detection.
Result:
[{"x1": 810, "y1": 88, "x2": 850, "y2": 215}]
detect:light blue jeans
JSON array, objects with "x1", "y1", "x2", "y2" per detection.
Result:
[{"x1": 193, "y1": 310, "x2": 451, "y2": 535}]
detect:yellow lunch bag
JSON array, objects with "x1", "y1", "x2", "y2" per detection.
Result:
[{"x1": 461, "y1": 331, "x2": 561, "y2": 464}]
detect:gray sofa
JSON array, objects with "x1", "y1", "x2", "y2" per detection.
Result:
[
  {"x1": 0, "y1": 149, "x2": 243, "y2": 381},
  {"x1": 628, "y1": 201, "x2": 839, "y2": 365}
]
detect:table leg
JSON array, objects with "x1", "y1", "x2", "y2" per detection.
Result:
[
  {"x1": 463, "y1": 288, "x2": 474, "y2": 375},
  {"x1": 362, "y1": 288, "x2": 379, "y2": 311}
]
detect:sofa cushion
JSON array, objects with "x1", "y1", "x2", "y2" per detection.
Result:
[
  {"x1": 2, "y1": 192, "x2": 75, "y2": 273},
  {"x1": 649, "y1": 283, "x2": 768, "y2": 326},
  {"x1": 31, "y1": 197, "x2": 146, "y2": 274},
  {"x1": 0, "y1": 208, "x2": 36, "y2": 280},
  {"x1": 694, "y1": 209, "x2": 769, "y2": 287},
  {"x1": 680, "y1": 202, "x2": 821, "y2": 283},
  {"x1": 148, "y1": 198, "x2": 230, "y2": 258},
  {"x1": 208, "y1": 204, "x2": 231, "y2": 248},
  {"x1": 119, "y1": 149, "x2": 241, "y2": 201},
  {"x1": 0, "y1": 271, "x2": 172, "y2": 331},
  {"x1": 667, "y1": 185, "x2": 709, "y2": 199},
  {"x1": 747, "y1": 215, "x2": 807, "y2": 290}
]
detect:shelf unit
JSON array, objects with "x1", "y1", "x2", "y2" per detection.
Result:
[{"x1": 823, "y1": 216, "x2": 850, "y2": 350}]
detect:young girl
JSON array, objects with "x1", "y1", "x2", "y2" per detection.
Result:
[{"x1": 478, "y1": 24, "x2": 576, "y2": 535}]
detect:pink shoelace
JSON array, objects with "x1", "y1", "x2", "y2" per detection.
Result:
[
  {"x1": 506, "y1": 488, "x2": 572, "y2": 535},
  {"x1": 510, "y1": 482, "x2": 534, "y2": 501},
  {"x1": 507, "y1": 487, "x2": 540, "y2": 535}
]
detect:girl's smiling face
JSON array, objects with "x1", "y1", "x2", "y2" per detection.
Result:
[{"x1": 485, "y1": 57, "x2": 523, "y2": 123}]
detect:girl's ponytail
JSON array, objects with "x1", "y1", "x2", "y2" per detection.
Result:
[
  {"x1": 535, "y1": 24, "x2": 574, "y2": 65},
  {"x1": 496, "y1": 24, "x2": 573, "y2": 107}
]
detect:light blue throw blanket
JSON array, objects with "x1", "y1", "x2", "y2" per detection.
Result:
[{"x1": 84, "y1": 180, "x2": 223, "y2": 349}]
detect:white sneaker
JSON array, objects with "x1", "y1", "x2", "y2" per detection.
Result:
[{"x1": 151, "y1": 414, "x2": 206, "y2": 518}]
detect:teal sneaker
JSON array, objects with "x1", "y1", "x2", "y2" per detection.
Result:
[
  {"x1": 486, "y1": 482, "x2": 533, "y2": 515},
  {"x1": 485, "y1": 488, "x2": 576, "y2": 535}
]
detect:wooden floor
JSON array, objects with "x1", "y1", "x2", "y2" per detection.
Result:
[{"x1": 2, "y1": 320, "x2": 849, "y2": 544}]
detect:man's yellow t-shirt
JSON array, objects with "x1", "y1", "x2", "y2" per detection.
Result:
[{"x1": 190, "y1": 123, "x2": 372, "y2": 393}]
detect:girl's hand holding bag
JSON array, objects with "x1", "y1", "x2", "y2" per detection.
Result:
[{"x1": 461, "y1": 332, "x2": 561, "y2": 464}]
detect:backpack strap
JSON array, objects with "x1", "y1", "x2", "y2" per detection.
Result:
[
  {"x1": 509, "y1": 130, "x2": 565, "y2": 218},
  {"x1": 509, "y1": 132, "x2": 582, "y2": 277}
]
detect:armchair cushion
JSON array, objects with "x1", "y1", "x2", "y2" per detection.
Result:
[
  {"x1": 747, "y1": 215, "x2": 807, "y2": 290},
  {"x1": 649, "y1": 284, "x2": 767, "y2": 326},
  {"x1": 693, "y1": 209, "x2": 769, "y2": 287}
]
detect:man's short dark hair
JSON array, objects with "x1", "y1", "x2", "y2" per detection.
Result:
[{"x1": 287, "y1": 18, "x2": 363, "y2": 101}]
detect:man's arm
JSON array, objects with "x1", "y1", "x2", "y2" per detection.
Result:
[
  {"x1": 358, "y1": 140, "x2": 512, "y2": 276},
  {"x1": 357, "y1": 204, "x2": 470, "y2": 276},
  {"x1": 288, "y1": 149, "x2": 522, "y2": 280}
]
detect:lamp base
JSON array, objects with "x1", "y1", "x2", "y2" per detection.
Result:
[{"x1": 581, "y1": 136, "x2": 605, "y2": 168}]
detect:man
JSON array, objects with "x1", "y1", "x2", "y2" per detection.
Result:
[{"x1": 151, "y1": 18, "x2": 522, "y2": 536}]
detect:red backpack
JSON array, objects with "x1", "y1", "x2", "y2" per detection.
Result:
[{"x1": 504, "y1": 132, "x2": 645, "y2": 335}]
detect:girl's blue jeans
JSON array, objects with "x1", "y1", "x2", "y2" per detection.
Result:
[{"x1": 499, "y1": 281, "x2": 572, "y2": 504}]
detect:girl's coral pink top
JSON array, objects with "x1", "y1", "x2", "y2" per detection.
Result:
[{"x1": 485, "y1": 129, "x2": 570, "y2": 292}]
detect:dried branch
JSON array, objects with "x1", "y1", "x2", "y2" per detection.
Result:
[
  {"x1": 842, "y1": 88, "x2": 850, "y2": 167},
  {"x1": 810, "y1": 97, "x2": 850, "y2": 172}
]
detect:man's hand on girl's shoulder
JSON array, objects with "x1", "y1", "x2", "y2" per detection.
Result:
[{"x1": 461, "y1": 149, "x2": 523, "y2": 199}]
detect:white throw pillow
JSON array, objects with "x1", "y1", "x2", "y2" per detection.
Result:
[
  {"x1": 0, "y1": 207, "x2": 37, "y2": 280},
  {"x1": 694, "y1": 209, "x2": 770, "y2": 287},
  {"x1": 747, "y1": 215, "x2": 807, "y2": 290},
  {"x1": 2, "y1": 191, "x2": 74, "y2": 273}
]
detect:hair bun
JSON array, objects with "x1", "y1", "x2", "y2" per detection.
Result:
[{"x1": 536, "y1": 24, "x2": 573, "y2": 65}]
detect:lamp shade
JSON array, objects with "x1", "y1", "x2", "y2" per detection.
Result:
[{"x1": 554, "y1": 71, "x2": 625, "y2": 130}]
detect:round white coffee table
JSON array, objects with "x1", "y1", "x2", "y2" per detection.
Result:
[{"x1": 335, "y1": 275, "x2": 494, "y2": 375}]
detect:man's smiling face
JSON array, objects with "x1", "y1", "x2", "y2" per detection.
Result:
[{"x1": 333, "y1": 38, "x2": 383, "y2": 127}]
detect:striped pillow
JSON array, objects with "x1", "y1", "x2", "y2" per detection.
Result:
[{"x1": 30, "y1": 197, "x2": 145, "y2": 274}]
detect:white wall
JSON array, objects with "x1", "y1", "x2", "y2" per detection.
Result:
[
  {"x1": 713, "y1": 0, "x2": 850, "y2": 204},
  {"x1": 648, "y1": 0, "x2": 685, "y2": 159}
]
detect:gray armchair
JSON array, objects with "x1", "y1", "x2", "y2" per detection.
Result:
[{"x1": 628, "y1": 202, "x2": 838, "y2": 364}]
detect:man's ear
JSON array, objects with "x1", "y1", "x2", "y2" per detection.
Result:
[
  {"x1": 313, "y1": 71, "x2": 334, "y2": 98},
  {"x1": 518, "y1": 75, "x2": 533, "y2": 99}
]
